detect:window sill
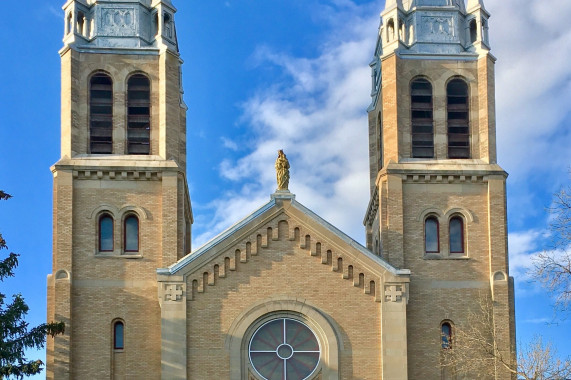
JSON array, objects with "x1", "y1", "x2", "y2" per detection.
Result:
[
  {"x1": 423, "y1": 253, "x2": 469, "y2": 260},
  {"x1": 95, "y1": 253, "x2": 143, "y2": 259}
]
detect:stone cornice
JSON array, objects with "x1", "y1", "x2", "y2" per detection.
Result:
[
  {"x1": 375, "y1": 161, "x2": 508, "y2": 183},
  {"x1": 157, "y1": 195, "x2": 410, "y2": 304}
]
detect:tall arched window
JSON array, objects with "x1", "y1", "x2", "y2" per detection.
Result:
[
  {"x1": 441, "y1": 321, "x2": 452, "y2": 349},
  {"x1": 411, "y1": 78, "x2": 434, "y2": 158},
  {"x1": 127, "y1": 74, "x2": 151, "y2": 154},
  {"x1": 124, "y1": 215, "x2": 139, "y2": 252},
  {"x1": 447, "y1": 79, "x2": 470, "y2": 158},
  {"x1": 425, "y1": 216, "x2": 439, "y2": 253},
  {"x1": 113, "y1": 321, "x2": 124, "y2": 350},
  {"x1": 90, "y1": 73, "x2": 113, "y2": 154},
  {"x1": 99, "y1": 214, "x2": 114, "y2": 252},
  {"x1": 449, "y1": 216, "x2": 465, "y2": 254}
]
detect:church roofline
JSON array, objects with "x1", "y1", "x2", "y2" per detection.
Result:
[{"x1": 158, "y1": 193, "x2": 410, "y2": 277}]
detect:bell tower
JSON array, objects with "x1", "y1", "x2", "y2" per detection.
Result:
[
  {"x1": 47, "y1": 0, "x2": 192, "y2": 378},
  {"x1": 364, "y1": 0, "x2": 515, "y2": 378}
]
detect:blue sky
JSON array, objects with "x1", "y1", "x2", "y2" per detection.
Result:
[{"x1": 0, "y1": 0, "x2": 570, "y2": 377}]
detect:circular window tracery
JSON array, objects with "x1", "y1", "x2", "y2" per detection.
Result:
[{"x1": 249, "y1": 318, "x2": 320, "y2": 380}]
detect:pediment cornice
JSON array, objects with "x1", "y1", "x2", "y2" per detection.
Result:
[{"x1": 157, "y1": 194, "x2": 410, "y2": 304}]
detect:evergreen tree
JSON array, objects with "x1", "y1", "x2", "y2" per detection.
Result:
[{"x1": 0, "y1": 191, "x2": 64, "y2": 379}]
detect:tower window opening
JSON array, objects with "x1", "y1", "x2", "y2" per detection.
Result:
[
  {"x1": 449, "y1": 216, "x2": 465, "y2": 254},
  {"x1": 441, "y1": 321, "x2": 452, "y2": 349},
  {"x1": 89, "y1": 74, "x2": 113, "y2": 154},
  {"x1": 424, "y1": 216, "x2": 439, "y2": 253},
  {"x1": 482, "y1": 18, "x2": 489, "y2": 44},
  {"x1": 387, "y1": 19, "x2": 395, "y2": 42},
  {"x1": 66, "y1": 12, "x2": 73, "y2": 35},
  {"x1": 163, "y1": 13, "x2": 172, "y2": 38},
  {"x1": 99, "y1": 214, "x2": 114, "y2": 252},
  {"x1": 127, "y1": 74, "x2": 151, "y2": 155},
  {"x1": 153, "y1": 13, "x2": 159, "y2": 37},
  {"x1": 447, "y1": 79, "x2": 470, "y2": 158},
  {"x1": 77, "y1": 12, "x2": 85, "y2": 37},
  {"x1": 398, "y1": 19, "x2": 405, "y2": 41},
  {"x1": 411, "y1": 79, "x2": 434, "y2": 158},
  {"x1": 469, "y1": 19, "x2": 477, "y2": 44},
  {"x1": 113, "y1": 321, "x2": 124, "y2": 350},
  {"x1": 408, "y1": 24, "x2": 415, "y2": 45},
  {"x1": 124, "y1": 215, "x2": 139, "y2": 253}
]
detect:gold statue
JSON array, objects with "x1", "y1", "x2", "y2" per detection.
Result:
[{"x1": 275, "y1": 150, "x2": 290, "y2": 191}]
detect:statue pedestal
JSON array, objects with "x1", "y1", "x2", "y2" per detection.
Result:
[{"x1": 271, "y1": 190, "x2": 295, "y2": 201}]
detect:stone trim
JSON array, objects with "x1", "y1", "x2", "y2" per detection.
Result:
[
  {"x1": 73, "y1": 170, "x2": 162, "y2": 181},
  {"x1": 403, "y1": 174, "x2": 485, "y2": 184}
]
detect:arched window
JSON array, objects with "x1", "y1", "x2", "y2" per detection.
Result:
[
  {"x1": 398, "y1": 19, "x2": 405, "y2": 41},
  {"x1": 90, "y1": 73, "x2": 113, "y2": 154},
  {"x1": 113, "y1": 321, "x2": 124, "y2": 350},
  {"x1": 387, "y1": 19, "x2": 395, "y2": 42},
  {"x1": 441, "y1": 321, "x2": 452, "y2": 349},
  {"x1": 124, "y1": 215, "x2": 139, "y2": 252},
  {"x1": 481, "y1": 18, "x2": 489, "y2": 44},
  {"x1": 469, "y1": 19, "x2": 477, "y2": 44},
  {"x1": 99, "y1": 214, "x2": 114, "y2": 252},
  {"x1": 66, "y1": 13, "x2": 73, "y2": 35},
  {"x1": 127, "y1": 74, "x2": 151, "y2": 154},
  {"x1": 447, "y1": 79, "x2": 470, "y2": 158},
  {"x1": 411, "y1": 78, "x2": 434, "y2": 158},
  {"x1": 449, "y1": 216, "x2": 465, "y2": 254},
  {"x1": 163, "y1": 13, "x2": 172, "y2": 38},
  {"x1": 425, "y1": 216, "x2": 439, "y2": 253},
  {"x1": 77, "y1": 12, "x2": 85, "y2": 36},
  {"x1": 153, "y1": 13, "x2": 159, "y2": 37}
]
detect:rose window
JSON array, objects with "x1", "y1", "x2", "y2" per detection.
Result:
[{"x1": 249, "y1": 318, "x2": 320, "y2": 380}]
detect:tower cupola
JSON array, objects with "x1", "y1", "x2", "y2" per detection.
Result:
[
  {"x1": 379, "y1": 0, "x2": 490, "y2": 59},
  {"x1": 62, "y1": 0, "x2": 179, "y2": 54}
]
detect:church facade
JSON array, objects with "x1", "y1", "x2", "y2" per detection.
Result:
[{"x1": 47, "y1": 0, "x2": 516, "y2": 379}]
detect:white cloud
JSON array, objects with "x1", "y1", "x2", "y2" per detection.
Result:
[
  {"x1": 508, "y1": 229, "x2": 545, "y2": 280},
  {"x1": 192, "y1": 2, "x2": 380, "y2": 248},
  {"x1": 491, "y1": 0, "x2": 571, "y2": 183},
  {"x1": 191, "y1": 0, "x2": 571, "y2": 255},
  {"x1": 221, "y1": 137, "x2": 239, "y2": 151}
]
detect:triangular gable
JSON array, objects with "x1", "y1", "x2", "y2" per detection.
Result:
[{"x1": 157, "y1": 192, "x2": 409, "y2": 303}]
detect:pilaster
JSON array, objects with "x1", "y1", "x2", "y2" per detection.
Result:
[
  {"x1": 158, "y1": 276, "x2": 187, "y2": 380},
  {"x1": 161, "y1": 171, "x2": 179, "y2": 265},
  {"x1": 382, "y1": 173, "x2": 405, "y2": 268},
  {"x1": 381, "y1": 54, "x2": 400, "y2": 165},
  {"x1": 381, "y1": 282, "x2": 409, "y2": 379},
  {"x1": 477, "y1": 55, "x2": 497, "y2": 164}
]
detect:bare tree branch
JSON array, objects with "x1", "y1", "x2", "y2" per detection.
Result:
[
  {"x1": 531, "y1": 171, "x2": 571, "y2": 311},
  {"x1": 442, "y1": 293, "x2": 571, "y2": 379}
]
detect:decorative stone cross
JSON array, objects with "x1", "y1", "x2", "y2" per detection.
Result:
[
  {"x1": 164, "y1": 284, "x2": 183, "y2": 302},
  {"x1": 385, "y1": 285, "x2": 403, "y2": 302}
]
